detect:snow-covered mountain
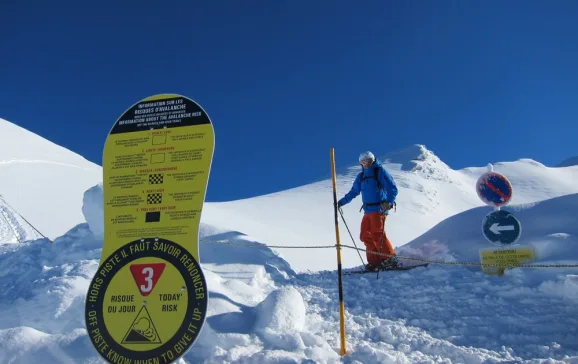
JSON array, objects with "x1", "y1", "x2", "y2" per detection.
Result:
[
  {"x1": 557, "y1": 156, "x2": 578, "y2": 167},
  {"x1": 0, "y1": 118, "x2": 102, "y2": 240},
  {"x1": 1, "y1": 118, "x2": 578, "y2": 363}
]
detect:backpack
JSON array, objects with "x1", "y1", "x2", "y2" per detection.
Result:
[
  {"x1": 357, "y1": 166, "x2": 397, "y2": 212},
  {"x1": 358, "y1": 166, "x2": 383, "y2": 190}
]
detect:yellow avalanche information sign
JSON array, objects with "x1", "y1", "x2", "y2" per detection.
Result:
[
  {"x1": 479, "y1": 247, "x2": 535, "y2": 276},
  {"x1": 85, "y1": 94, "x2": 214, "y2": 364}
]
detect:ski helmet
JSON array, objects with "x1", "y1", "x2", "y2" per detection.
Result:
[{"x1": 359, "y1": 151, "x2": 375, "y2": 163}]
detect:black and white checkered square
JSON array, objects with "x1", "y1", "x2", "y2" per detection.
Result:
[
  {"x1": 147, "y1": 193, "x2": 163, "y2": 204},
  {"x1": 149, "y1": 173, "x2": 164, "y2": 185}
]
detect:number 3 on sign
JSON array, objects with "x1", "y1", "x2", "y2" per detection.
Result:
[
  {"x1": 141, "y1": 267, "x2": 154, "y2": 293},
  {"x1": 129, "y1": 263, "x2": 166, "y2": 296}
]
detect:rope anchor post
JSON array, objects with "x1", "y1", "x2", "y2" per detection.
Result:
[{"x1": 330, "y1": 147, "x2": 347, "y2": 356}]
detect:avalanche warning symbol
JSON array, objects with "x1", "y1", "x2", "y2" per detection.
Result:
[{"x1": 122, "y1": 306, "x2": 162, "y2": 344}]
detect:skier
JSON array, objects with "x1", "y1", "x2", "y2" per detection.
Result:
[{"x1": 337, "y1": 151, "x2": 399, "y2": 271}]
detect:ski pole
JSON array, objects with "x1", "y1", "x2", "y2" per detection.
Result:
[
  {"x1": 338, "y1": 206, "x2": 366, "y2": 267},
  {"x1": 376, "y1": 213, "x2": 387, "y2": 280}
]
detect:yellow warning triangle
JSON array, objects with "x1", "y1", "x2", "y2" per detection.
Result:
[{"x1": 121, "y1": 306, "x2": 162, "y2": 344}]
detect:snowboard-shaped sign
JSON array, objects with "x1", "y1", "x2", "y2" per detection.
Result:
[{"x1": 84, "y1": 94, "x2": 214, "y2": 364}]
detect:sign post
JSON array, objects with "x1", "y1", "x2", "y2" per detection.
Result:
[
  {"x1": 85, "y1": 94, "x2": 214, "y2": 363},
  {"x1": 479, "y1": 247, "x2": 535, "y2": 276},
  {"x1": 476, "y1": 164, "x2": 533, "y2": 275}
]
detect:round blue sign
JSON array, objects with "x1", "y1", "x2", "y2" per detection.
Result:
[
  {"x1": 476, "y1": 172, "x2": 513, "y2": 207},
  {"x1": 482, "y1": 209, "x2": 522, "y2": 245}
]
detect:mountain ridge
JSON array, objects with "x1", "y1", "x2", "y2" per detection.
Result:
[
  {"x1": 557, "y1": 156, "x2": 578, "y2": 167},
  {"x1": 0, "y1": 117, "x2": 102, "y2": 239}
]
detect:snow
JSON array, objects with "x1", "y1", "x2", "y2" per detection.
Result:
[
  {"x1": 82, "y1": 183, "x2": 104, "y2": 240},
  {"x1": 0, "y1": 118, "x2": 102, "y2": 240},
  {"x1": 1, "y1": 120, "x2": 578, "y2": 363},
  {"x1": 0, "y1": 195, "x2": 44, "y2": 243}
]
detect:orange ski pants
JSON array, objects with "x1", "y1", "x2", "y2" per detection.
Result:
[{"x1": 360, "y1": 211, "x2": 395, "y2": 266}]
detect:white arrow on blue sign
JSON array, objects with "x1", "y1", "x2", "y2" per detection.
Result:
[
  {"x1": 482, "y1": 209, "x2": 522, "y2": 245},
  {"x1": 476, "y1": 171, "x2": 513, "y2": 207}
]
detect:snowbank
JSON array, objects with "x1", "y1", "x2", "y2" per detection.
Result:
[
  {"x1": 398, "y1": 193, "x2": 578, "y2": 265},
  {"x1": 81, "y1": 183, "x2": 104, "y2": 239},
  {"x1": 1, "y1": 209, "x2": 578, "y2": 362}
]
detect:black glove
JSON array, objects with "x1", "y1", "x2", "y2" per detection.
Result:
[{"x1": 380, "y1": 201, "x2": 393, "y2": 211}]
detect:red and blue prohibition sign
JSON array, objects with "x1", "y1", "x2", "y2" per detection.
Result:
[{"x1": 476, "y1": 172, "x2": 513, "y2": 207}]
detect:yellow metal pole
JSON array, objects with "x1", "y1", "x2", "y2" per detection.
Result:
[{"x1": 330, "y1": 147, "x2": 347, "y2": 356}]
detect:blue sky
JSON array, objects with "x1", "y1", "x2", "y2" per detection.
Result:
[{"x1": 1, "y1": 1, "x2": 577, "y2": 201}]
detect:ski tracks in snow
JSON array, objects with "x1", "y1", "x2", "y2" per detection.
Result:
[{"x1": 0, "y1": 158, "x2": 84, "y2": 169}]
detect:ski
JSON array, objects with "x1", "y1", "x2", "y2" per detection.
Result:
[
  {"x1": 343, "y1": 263, "x2": 430, "y2": 275},
  {"x1": 314, "y1": 263, "x2": 430, "y2": 276}
]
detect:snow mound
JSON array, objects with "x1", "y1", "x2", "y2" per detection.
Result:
[
  {"x1": 255, "y1": 286, "x2": 306, "y2": 332},
  {"x1": 81, "y1": 183, "x2": 104, "y2": 239},
  {"x1": 254, "y1": 286, "x2": 307, "y2": 351},
  {"x1": 0, "y1": 327, "x2": 90, "y2": 363},
  {"x1": 398, "y1": 193, "x2": 578, "y2": 265},
  {"x1": 0, "y1": 224, "x2": 101, "y2": 335},
  {"x1": 564, "y1": 275, "x2": 578, "y2": 302}
]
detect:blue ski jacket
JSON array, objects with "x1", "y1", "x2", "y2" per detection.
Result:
[{"x1": 338, "y1": 160, "x2": 398, "y2": 214}]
